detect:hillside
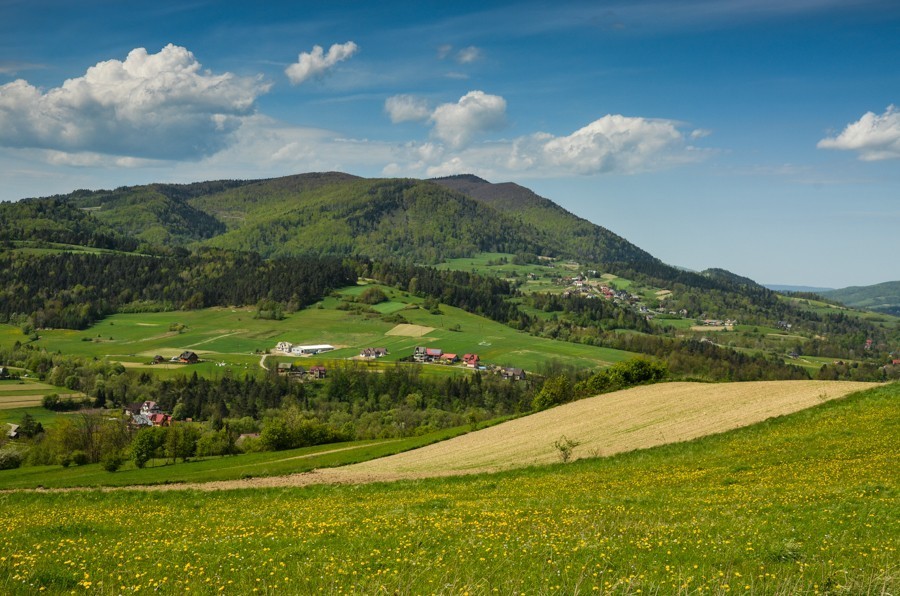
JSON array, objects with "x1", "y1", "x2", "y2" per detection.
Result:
[
  {"x1": 431, "y1": 174, "x2": 655, "y2": 263},
  {"x1": 163, "y1": 379, "x2": 877, "y2": 489},
  {"x1": 822, "y1": 280, "x2": 900, "y2": 316},
  {"x1": 11, "y1": 172, "x2": 656, "y2": 265},
  {"x1": 1, "y1": 383, "x2": 894, "y2": 593}
]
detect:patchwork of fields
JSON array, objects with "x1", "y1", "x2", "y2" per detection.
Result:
[{"x1": 3, "y1": 285, "x2": 635, "y2": 376}]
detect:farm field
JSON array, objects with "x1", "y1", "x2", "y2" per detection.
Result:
[
  {"x1": 0, "y1": 380, "x2": 83, "y2": 410},
  {"x1": 0, "y1": 421, "x2": 509, "y2": 490},
  {"x1": 6, "y1": 284, "x2": 635, "y2": 376},
  {"x1": 0, "y1": 383, "x2": 895, "y2": 594},
  {"x1": 140, "y1": 379, "x2": 877, "y2": 490}
]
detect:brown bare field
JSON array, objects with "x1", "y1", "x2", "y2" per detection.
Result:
[
  {"x1": 690, "y1": 325, "x2": 733, "y2": 332},
  {"x1": 384, "y1": 323, "x2": 435, "y2": 337},
  {"x1": 137, "y1": 380, "x2": 876, "y2": 492},
  {"x1": 0, "y1": 393, "x2": 82, "y2": 409}
]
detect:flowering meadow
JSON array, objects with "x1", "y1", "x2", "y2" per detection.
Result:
[{"x1": 0, "y1": 383, "x2": 896, "y2": 594}]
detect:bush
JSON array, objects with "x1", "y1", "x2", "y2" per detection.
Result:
[
  {"x1": 358, "y1": 287, "x2": 388, "y2": 305},
  {"x1": 70, "y1": 450, "x2": 89, "y2": 466},
  {"x1": 101, "y1": 451, "x2": 125, "y2": 472},
  {"x1": 0, "y1": 450, "x2": 23, "y2": 470}
]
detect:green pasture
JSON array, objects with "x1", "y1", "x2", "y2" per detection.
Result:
[
  {"x1": 0, "y1": 384, "x2": 895, "y2": 594},
  {"x1": 0, "y1": 407, "x2": 65, "y2": 431},
  {"x1": 14, "y1": 286, "x2": 635, "y2": 377},
  {"x1": 0, "y1": 420, "x2": 505, "y2": 489}
]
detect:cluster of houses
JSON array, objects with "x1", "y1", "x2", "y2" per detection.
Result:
[
  {"x1": 699, "y1": 318, "x2": 739, "y2": 327},
  {"x1": 413, "y1": 346, "x2": 480, "y2": 368},
  {"x1": 275, "y1": 342, "x2": 335, "y2": 356},
  {"x1": 359, "y1": 347, "x2": 388, "y2": 359},
  {"x1": 126, "y1": 400, "x2": 173, "y2": 427},
  {"x1": 276, "y1": 363, "x2": 327, "y2": 380},
  {"x1": 559, "y1": 274, "x2": 642, "y2": 304},
  {"x1": 412, "y1": 346, "x2": 526, "y2": 380},
  {"x1": 149, "y1": 351, "x2": 199, "y2": 365}
]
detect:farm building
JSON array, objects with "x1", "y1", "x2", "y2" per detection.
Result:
[
  {"x1": 290, "y1": 344, "x2": 335, "y2": 356},
  {"x1": 149, "y1": 413, "x2": 173, "y2": 427},
  {"x1": 308, "y1": 366, "x2": 327, "y2": 379},
  {"x1": 414, "y1": 347, "x2": 445, "y2": 363},
  {"x1": 176, "y1": 351, "x2": 199, "y2": 364},
  {"x1": 440, "y1": 353, "x2": 459, "y2": 363},
  {"x1": 501, "y1": 367, "x2": 527, "y2": 381},
  {"x1": 463, "y1": 354, "x2": 480, "y2": 368},
  {"x1": 360, "y1": 347, "x2": 389, "y2": 359},
  {"x1": 277, "y1": 362, "x2": 306, "y2": 379},
  {"x1": 275, "y1": 341, "x2": 293, "y2": 353},
  {"x1": 141, "y1": 401, "x2": 161, "y2": 415}
]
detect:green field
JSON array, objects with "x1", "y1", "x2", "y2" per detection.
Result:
[
  {"x1": 0, "y1": 421, "x2": 507, "y2": 490},
  {"x1": 0, "y1": 383, "x2": 895, "y2": 594},
  {"x1": 5, "y1": 284, "x2": 635, "y2": 376}
]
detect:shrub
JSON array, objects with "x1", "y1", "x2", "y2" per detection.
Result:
[
  {"x1": 101, "y1": 451, "x2": 125, "y2": 472},
  {"x1": 358, "y1": 287, "x2": 388, "y2": 305},
  {"x1": 70, "y1": 450, "x2": 89, "y2": 466},
  {"x1": 0, "y1": 450, "x2": 23, "y2": 470}
]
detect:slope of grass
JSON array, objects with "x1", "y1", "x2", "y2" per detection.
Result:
[
  {"x1": 0, "y1": 421, "x2": 502, "y2": 490},
  {"x1": 0, "y1": 383, "x2": 895, "y2": 594}
]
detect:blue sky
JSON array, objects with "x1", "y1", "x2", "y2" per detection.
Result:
[{"x1": 2, "y1": 0, "x2": 898, "y2": 288}]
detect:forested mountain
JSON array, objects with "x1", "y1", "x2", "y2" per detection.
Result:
[
  {"x1": 822, "y1": 281, "x2": 900, "y2": 316},
  {"x1": 430, "y1": 174, "x2": 654, "y2": 263},
  {"x1": 7, "y1": 172, "x2": 658, "y2": 266}
]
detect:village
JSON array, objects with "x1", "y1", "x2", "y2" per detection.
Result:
[{"x1": 271, "y1": 342, "x2": 528, "y2": 382}]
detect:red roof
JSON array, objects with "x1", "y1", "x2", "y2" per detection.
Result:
[{"x1": 425, "y1": 348, "x2": 443, "y2": 356}]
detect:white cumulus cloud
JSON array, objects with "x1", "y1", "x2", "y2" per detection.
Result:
[
  {"x1": 285, "y1": 41, "x2": 359, "y2": 85},
  {"x1": 383, "y1": 112, "x2": 702, "y2": 179},
  {"x1": 817, "y1": 105, "x2": 900, "y2": 160},
  {"x1": 538, "y1": 115, "x2": 690, "y2": 174},
  {"x1": 430, "y1": 90, "x2": 507, "y2": 149},
  {"x1": 384, "y1": 94, "x2": 431, "y2": 123},
  {"x1": 0, "y1": 44, "x2": 270, "y2": 161}
]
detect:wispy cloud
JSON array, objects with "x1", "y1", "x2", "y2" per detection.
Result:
[
  {"x1": 0, "y1": 60, "x2": 45, "y2": 75},
  {"x1": 285, "y1": 41, "x2": 359, "y2": 85},
  {"x1": 384, "y1": 94, "x2": 431, "y2": 123}
]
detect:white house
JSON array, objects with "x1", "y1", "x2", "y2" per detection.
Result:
[{"x1": 275, "y1": 341, "x2": 293, "y2": 353}]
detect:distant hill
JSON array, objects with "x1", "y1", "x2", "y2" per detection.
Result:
[
  {"x1": 700, "y1": 268, "x2": 764, "y2": 290},
  {"x1": 821, "y1": 281, "x2": 900, "y2": 316},
  {"x1": 766, "y1": 284, "x2": 835, "y2": 293}
]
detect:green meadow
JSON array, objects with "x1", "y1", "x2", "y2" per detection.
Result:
[
  {"x1": 0, "y1": 383, "x2": 895, "y2": 594},
  {"x1": 0, "y1": 420, "x2": 507, "y2": 490},
  {"x1": 8, "y1": 283, "x2": 634, "y2": 377}
]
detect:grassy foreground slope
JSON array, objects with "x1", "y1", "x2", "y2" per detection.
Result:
[
  {"x1": 343, "y1": 380, "x2": 878, "y2": 477},
  {"x1": 0, "y1": 383, "x2": 896, "y2": 594}
]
